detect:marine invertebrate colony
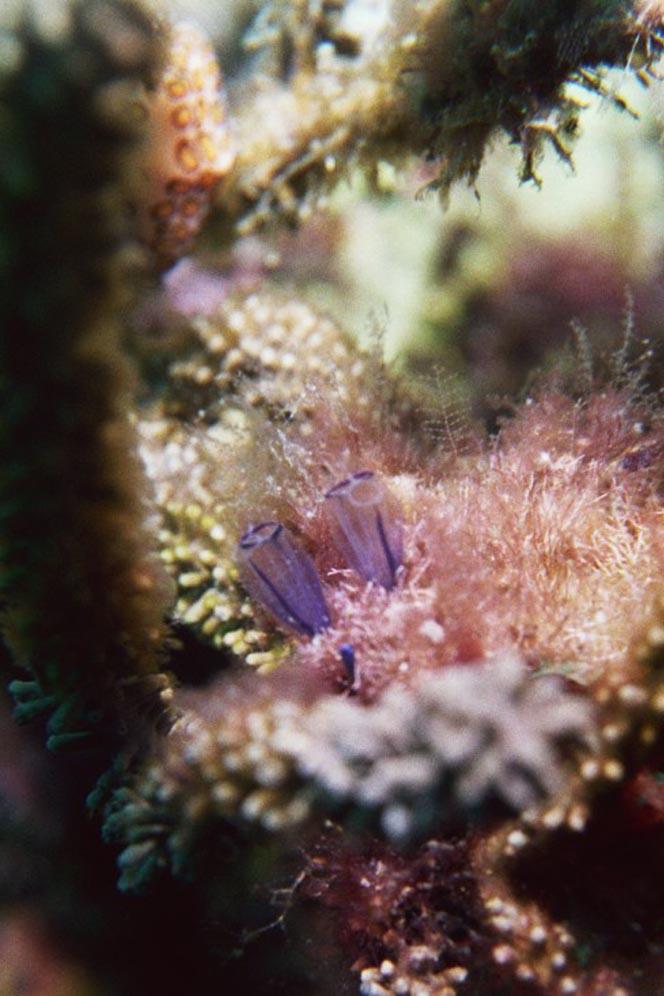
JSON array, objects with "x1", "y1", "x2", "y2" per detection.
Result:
[{"x1": 4, "y1": 2, "x2": 664, "y2": 996}]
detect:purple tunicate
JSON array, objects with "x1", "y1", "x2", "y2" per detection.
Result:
[
  {"x1": 338, "y1": 643, "x2": 356, "y2": 683},
  {"x1": 325, "y1": 471, "x2": 403, "y2": 589},
  {"x1": 237, "y1": 522, "x2": 331, "y2": 636}
]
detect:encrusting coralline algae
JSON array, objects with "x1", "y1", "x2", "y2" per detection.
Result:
[{"x1": 4, "y1": 2, "x2": 664, "y2": 995}]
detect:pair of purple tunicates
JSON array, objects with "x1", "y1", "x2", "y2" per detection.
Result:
[{"x1": 237, "y1": 471, "x2": 403, "y2": 636}]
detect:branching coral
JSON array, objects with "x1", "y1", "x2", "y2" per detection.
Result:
[
  {"x1": 212, "y1": 0, "x2": 664, "y2": 232},
  {"x1": 105, "y1": 650, "x2": 593, "y2": 888},
  {"x1": 5, "y1": 2, "x2": 664, "y2": 996}
]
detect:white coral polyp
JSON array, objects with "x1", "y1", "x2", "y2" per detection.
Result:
[{"x1": 288, "y1": 652, "x2": 594, "y2": 840}]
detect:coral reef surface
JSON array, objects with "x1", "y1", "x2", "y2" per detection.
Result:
[{"x1": 4, "y1": 2, "x2": 664, "y2": 996}]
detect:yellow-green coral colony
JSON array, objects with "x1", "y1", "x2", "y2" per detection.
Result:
[{"x1": 137, "y1": 288, "x2": 389, "y2": 663}]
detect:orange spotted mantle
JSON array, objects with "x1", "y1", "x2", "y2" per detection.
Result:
[{"x1": 136, "y1": 21, "x2": 235, "y2": 269}]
